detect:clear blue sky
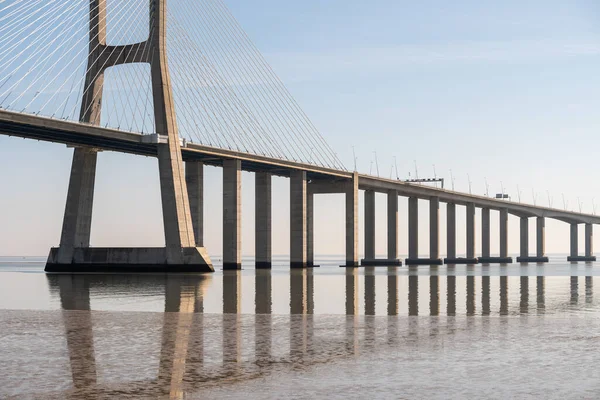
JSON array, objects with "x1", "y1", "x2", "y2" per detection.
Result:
[{"x1": 2, "y1": 0, "x2": 600, "y2": 257}]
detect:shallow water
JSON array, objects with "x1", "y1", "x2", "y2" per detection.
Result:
[{"x1": 1, "y1": 256, "x2": 599, "y2": 399}]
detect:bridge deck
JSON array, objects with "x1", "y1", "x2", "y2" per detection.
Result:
[
  {"x1": 0, "y1": 109, "x2": 350, "y2": 180},
  {"x1": 1, "y1": 109, "x2": 598, "y2": 224}
]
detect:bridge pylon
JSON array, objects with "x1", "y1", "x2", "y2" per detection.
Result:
[{"x1": 46, "y1": 0, "x2": 213, "y2": 272}]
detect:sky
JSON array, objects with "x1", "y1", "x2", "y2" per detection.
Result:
[{"x1": 2, "y1": 0, "x2": 600, "y2": 258}]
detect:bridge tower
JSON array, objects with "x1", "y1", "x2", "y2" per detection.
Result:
[{"x1": 46, "y1": 0, "x2": 213, "y2": 272}]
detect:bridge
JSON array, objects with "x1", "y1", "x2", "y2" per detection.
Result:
[{"x1": 0, "y1": 0, "x2": 597, "y2": 272}]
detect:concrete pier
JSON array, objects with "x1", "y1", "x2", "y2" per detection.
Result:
[
  {"x1": 364, "y1": 190, "x2": 376, "y2": 260},
  {"x1": 290, "y1": 170, "x2": 308, "y2": 268},
  {"x1": 444, "y1": 202, "x2": 476, "y2": 264},
  {"x1": 46, "y1": 247, "x2": 213, "y2": 273},
  {"x1": 56, "y1": 148, "x2": 98, "y2": 264},
  {"x1": 537, "y1": 217, "x2": 548, "y2": 261},
  {"x1": 408, "y1": 197, "x2": 418, "y2": 259},
  {"x1": 185, "y1": 162, "x2": 204, "y2": 247},
  {"x1": 255, "y1": 172, "x2": 272, "y2": 269},
  {"x1": 516, "y1": 217, "x2": 529, "y2": 262},
  {"x1": 307, "y1": 191, "x2": 315, "y2": 267},
  {"x1": 481, "y1": 208, "x2": 490, "y2": 259},
  {"x1": 568, "y1": 223, "x2": 579, "y2": 261},
  {"x1": 388, "y1": 190, "x2": 398, "y2": 261},
  {"x1": 223, "y1": 159, "x2": 242, "y2": 270},
  {"x1": 520, "y1": 217, "x2": 529, "y2": 258},
  {"x1": 405, "y1": 197, "x2": 419, "y2": 264},
  {"x1": 361, "y1": 188, "x2": 401, "y2": 266},
  {"x1": 537, "y1": 217, "x2": 545, "y2": 258},
  {"x1": 344, "y1": 173, "x2": 359, "y2": 267},
  {"x1": 430, "y1": 197, "x2": 440, "y2": 260},
  {"x1": 444, "y1": 203, "x2": 459, "y2": 263},
  {"x1": 568, "y1": 223, "x2": 596, "y2": 261},
  {"x1": 500, "y1": 209, "x2": 508, "y2": 258},
  {"x1": 54, "y1": 0, "x2": 105, "y2": 265},
  {"x1": 406, "y1": 196, "x2": 442, "y2": 265},
  {"x1": 153, "y1": 0, "x2": 205, "y2": 267},
  {"x1": 405, "y1": 197, "x2": 440, "y2": 265},
  {"x1": 448, "y1": 202, "x2": 478, "y2": 264},
  {"x1": 466, "y1": 203, "x2": 476, "y2": 261},
  {"x1": 480, "y1": 208, "x2": 512, "y2": 264},
  {"x1": 517, "y1": 216, "x2": 548, "y2": 262},
  {"x1": 586, "y1": 223, "x2": 594, "y2": 258}
]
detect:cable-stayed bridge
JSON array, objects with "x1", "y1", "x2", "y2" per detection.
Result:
[{"x1": 0, "y1": 0, "x2": 598, "y2": 272}]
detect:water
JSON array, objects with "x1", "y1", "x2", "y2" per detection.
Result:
[{"x1": 1, "y1": 256, "x2": 600, "y2": 399}]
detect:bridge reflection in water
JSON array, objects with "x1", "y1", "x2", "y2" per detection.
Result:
[{"x1": 41, "y1": 272, "x2": 595, "y2": 398}]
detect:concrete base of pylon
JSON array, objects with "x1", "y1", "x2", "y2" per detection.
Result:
[
  {"x1": 478, "y1": 257, "x2": 513, "y2": 264},
  {"x1": 406, "y1": 258, "x2": 444, "y2": 266},
  {"x1": 290, "y1": 262, "x2": 320, "y2": 269},
  {"x1": 44, "y1": 247, "x2": 214, "y2": 273},
  {"x1": 360, "y1": 258, "x2": 403, "y2": 266},
  {"x1": 567, "y1": 256, "x2": 596, "y2": 262},
  {"x1": 255, "y1": 261, "x2": 272, "y2": 269},
  {"x1": 444, "y1": 257, "x2": 479, "y2": 265},
  {"x1": 516, "y1": 256, "x2": 550, "y2": 263}
]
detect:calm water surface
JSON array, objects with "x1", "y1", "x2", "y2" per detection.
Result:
[{"x1": 1, "y1": 256, "x2": 599, "y2": 399}]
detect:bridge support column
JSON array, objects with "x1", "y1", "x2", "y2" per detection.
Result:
[
  {"x1": 361, "y1": 187, "x2": 401, "y2": 266},
  {"x1": 444, "y1": 203, "x2": 457, "y2": 264},
  {"x1": 406, "y1": 197, "x2": 443, "y2": 265},
  {"x1": 153, "y1": 0, "x2": 211, "y2": 269},
  {"x1": 290, "y1": 171, "x2": 308, "y2": 268},
  {"x1": 568, "y1": 223, "x2": 579, "y2": 261},
  {"x1": 500, "y1": 209, "x2": 509, "y2": 258},
  {"x1": 428, "y1": 197, "x2": 442, "y2": 264},
  {"x1": 481, "y1": 208, "x2": 490, "y2": 259},
  {"x1": 517, "y1": 217, "x2": 529, "y2": 261},
  {"x1": 56, "y1": 148, "x2": 98, "y2": 264},
  {"x1": 585, "y1": 224, "x2": 594, "y2": 259},
  {"x1": 344, "y1": 173, "x2": 359, "y2": 267},
  {"x1": 186, "y1": 162, "x2": 204, "y2": 247},
  {"x1": 388, "y1": 190, "x2": 398, "y2": 261},
  {"x1": 255, "y1": 172, "x2": 272, "y2": 269},
  {"x1": 364, "y1": 190, "x2": 376, "y2": 260},
  {"x1": 537, "y1": 217, "x2": 547, "y2": 261},
  {"x1": 54, "y1": 0, "x2": 105, "y2": 266},
  {"x1": 481, "y1": 208, "x2": 512, "y2": 264},
  {"x1": 406, "y1": 197, "x2": 432, "y2": 265},
  {"x1": 568, "y1": 223, "x2": 596, "y2": 262},
  {"x1": 445, "y1": 202, "x2": 476, "y2": 264},
  {"x1": 466, "y1": 203, "x2": 476, "y2": 262},
  {"x1": 499, "y1": 210, "x2": 507, "y2": 258},
  {"x1": 223, "y1": 160, "x2": 242, "y2": 270},
  {"x1": 408, "y1": 197, "x2": 418, "y2": 259},
  {"x1": 307, "y1": 191, "x2": 314, "y2": 267},
  {"x1": 517, "y1": 216, "x2": 548, "y2": 262},
  {"x1": 408, "y1": 197, "x2": 419, "y2": 259},
  {"x1": 517, "y1": 217, "x2": 547, "y2": 262}
]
